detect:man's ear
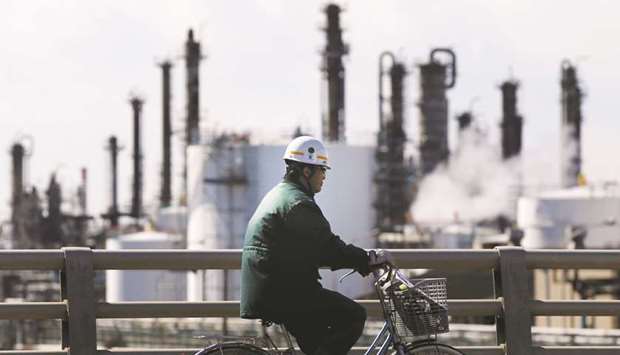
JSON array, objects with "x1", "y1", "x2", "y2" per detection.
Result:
[{"x1": 302, "y1": 166, "x2": 311, "y2": 178}]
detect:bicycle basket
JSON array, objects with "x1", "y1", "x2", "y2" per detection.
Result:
[{"x1": 382, "y1": 276, "x2": 449, "y2": 338}]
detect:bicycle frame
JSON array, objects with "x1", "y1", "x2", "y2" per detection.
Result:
[
  {"x1": 364, "y1": 321, "x2": 406, "y2": 355},
  {"x1": 360, "y1": 264, "x2": 411, "y2": 355},
  {"x1": 364, "y1": 260, "x2": 447, "y2": 355}
]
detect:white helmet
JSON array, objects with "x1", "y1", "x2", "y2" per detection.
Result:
[{"x1": 283, "y1": 136, "x2": 330, "y2": 169}]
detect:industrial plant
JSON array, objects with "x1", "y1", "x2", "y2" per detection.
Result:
[{"x1": 2, "y1": 2, "x2": 620, "y2": 352}]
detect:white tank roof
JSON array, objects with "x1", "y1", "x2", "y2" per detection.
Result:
[
  {"x1": 517, "y1": 186, "x2": 620, "y2": 249},
  {"x1": 112, "y1": 231, "x2": 179, "y2": 243}
]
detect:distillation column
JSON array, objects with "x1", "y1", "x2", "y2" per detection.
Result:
[
  {"x1": 500, "y1": 80, "x2": 523, "y2": 160},
  {"x1": 375, "y1": 52, "x2": 412, "y2": 232},
  {"x1": 418, "y1": 48, "x2": 457, "y2": 175}
]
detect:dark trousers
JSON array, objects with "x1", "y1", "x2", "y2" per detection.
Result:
[{"x1": 278, "y1": 288, "x2": 366, "y2": 355}]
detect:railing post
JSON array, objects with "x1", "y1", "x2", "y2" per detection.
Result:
[
  {"x1": 493, "y1": 246, "x2": 532, "y2": 355},
  {"x1": 61, "y1": 247, "x2": 96, "y2": 355}
]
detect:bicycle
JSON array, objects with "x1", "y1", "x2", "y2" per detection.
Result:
[{"x1": 193, "y1": 260, "x2": 464, "y2": 354}]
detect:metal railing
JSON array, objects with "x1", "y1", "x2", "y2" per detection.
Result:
[{"x1": 1, "y1": 247, "x2": 620, "y2": 354}]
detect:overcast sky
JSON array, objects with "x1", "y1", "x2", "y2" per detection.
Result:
[{"x1": 1, "y1": 0, "x2": 619, "y2": 220}]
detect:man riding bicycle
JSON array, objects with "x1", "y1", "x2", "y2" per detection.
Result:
[{"x1": 241, "y1": 136, "x2": 390, "y2": 355}]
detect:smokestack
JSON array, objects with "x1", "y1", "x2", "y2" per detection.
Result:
[
  {"x1": 375, "y1": 52, "x2": 411, "y2": 233},
  {"x1": 46, "y1": 174, "x2": 63, "y2": 244},
  {"x1": 560, "y1": 60, "x2": 583, "y2": 188},
  {"x1": 500, "y1": 80, "x2": 523, "y2": 160},
  {"x1": 78, "y1": 167, "x2": 88, "y2": 215},
  {"x1": 418, "y1": 48, "x2": 457, "y2": 176},
  {"x1": 456, "y1": 112, "x2": 473, "y2": 132},
  {"x1": 455, "y1": 111, "x2": 473, "y2": 150},
  {"x1": 10, "y1": 143, "x2": 25, "y2": 223},
  {"x1": 321, "y1": 4, "x2": 348, "y2": 142},
  {"x1": 185, "y1": 29, "x2": 202, "y2": 145},
  {"x1": 105, "y1": 136, "x2": 120, "y2": 227},
  {"x1": 130, "y1": 96, "x2": 144, "y2": 219},
  {"x1": 184, "y1": 29, "x2": 202, "y2": 205},
  {"x1": 160, "y1": 61, "x2": 173, "y2": 208}
]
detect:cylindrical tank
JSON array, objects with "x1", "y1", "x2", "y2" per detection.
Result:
[{"x1": 106, "y1": 232, "x2": 186, "y2": 301}]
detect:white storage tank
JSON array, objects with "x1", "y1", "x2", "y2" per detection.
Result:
[
  {"x1": 106, "y1": 231, "x2": 187, "y2": 302},
  {"x1": 187, "y1": 142, "x2": 376, "y2": 301},
  {"x1": 431, "y1": 223, "x2": 475, "y2": 249},
  {"x1": 517, "y1": 186, "x2": 620, "y2": 249},
  {"x1": 154, "y1": 206, "x2": 188, "y2": 237}
]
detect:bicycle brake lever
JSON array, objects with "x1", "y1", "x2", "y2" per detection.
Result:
[{"x1": 338, "y1": 269, "x2": 356, "y2": 283}]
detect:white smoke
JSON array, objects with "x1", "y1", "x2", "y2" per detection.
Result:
[{"x1": 411, "y1": 128, "x2": 520, "y2": 223}]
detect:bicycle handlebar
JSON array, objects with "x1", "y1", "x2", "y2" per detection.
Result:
[{"x1": 338, "y1": 250, "x2": 394, "y2": 284}]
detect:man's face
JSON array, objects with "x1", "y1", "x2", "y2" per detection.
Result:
[{"x1": 304, "y1": 166, "x2": 327, "y2": 193}]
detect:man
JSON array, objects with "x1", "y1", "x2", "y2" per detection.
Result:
[{"x1": 241, "y1": 136, "x2": 390, "y2": 355}]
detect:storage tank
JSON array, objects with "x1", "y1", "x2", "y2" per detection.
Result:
[
  {"x1": 431, "y1": 224, "x2": 475, "y2": 249},
  {"x1": 517, "y1": 187, "x2": 620, "y2": 249},
  {"x1": 187, "y1": 142, "x2": 376, "y2": 301},
  {"x1": 154, "y1": 206, "x2": 188, "y2": 237},
  {"x1": 106, "y1": 231, "x2": 186, "y2": 301}
]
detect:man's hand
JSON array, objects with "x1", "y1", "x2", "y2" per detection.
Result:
[{"x1": 368, "y1": 249, "x2": 394, "y2": 268}]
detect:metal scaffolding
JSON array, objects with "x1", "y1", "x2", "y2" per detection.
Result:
[{"x1": 374, "y1": 52, "x2": 414, "y2": 233}]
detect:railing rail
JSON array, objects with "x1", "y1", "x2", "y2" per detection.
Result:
[{"x1": 0, "y1": 247, "x2": 619, "y2": 355}]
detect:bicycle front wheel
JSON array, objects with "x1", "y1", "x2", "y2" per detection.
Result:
[
  {"x1": 403, "y1": 342, "x2": 465, "y2": 355},
  {"x1": 194, "y1": 342, "x2": 271, "y2": 355}
]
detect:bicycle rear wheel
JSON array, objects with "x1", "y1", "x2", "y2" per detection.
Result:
[
  {"x1": 403, "y1": 342, "x2": 465, "y2": 354},
  {"x1": 194, "y1": 342, "x2": 270, "y2": 355}
]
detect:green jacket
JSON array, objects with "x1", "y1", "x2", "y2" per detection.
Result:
[{"x1": 240, "y1": 179, "x2": 371, "y2": 320}]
